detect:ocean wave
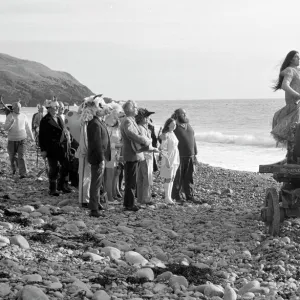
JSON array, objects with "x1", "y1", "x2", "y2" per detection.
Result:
[{"x1": 195, "y1": 131, "x2": 276, "y2": 147}]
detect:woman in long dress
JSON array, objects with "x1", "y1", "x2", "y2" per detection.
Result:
[
  {"x1": 160, "y1": 118, "x2": 180, "y2": 204},
  {"x1": 272, "y1": 50, "x2": 300, "y2": 145}
]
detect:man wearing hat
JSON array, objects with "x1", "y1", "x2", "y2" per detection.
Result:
[
  {"x1": 3, "y1": 102, "x2": 34, "y2": 178},
  {"x1": 39, "y1": 97, "x2": 72, "y2": 196}
]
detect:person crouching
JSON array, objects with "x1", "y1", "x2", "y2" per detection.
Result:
[{"x1": 39, "y1": 97, "x2": 72, "y2": 196}]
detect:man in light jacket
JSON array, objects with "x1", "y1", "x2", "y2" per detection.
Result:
[{"x1": 4, "y1": 102, "x2": 34, "y2": 178}]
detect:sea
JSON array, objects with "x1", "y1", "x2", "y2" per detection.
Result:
[{"x1": 0, "y1": 99, "x2": 286, "y2": 172}]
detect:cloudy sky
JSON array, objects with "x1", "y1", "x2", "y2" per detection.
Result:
[{"x1": 0, "y1": 0, "x2": 299, "y2": 101}]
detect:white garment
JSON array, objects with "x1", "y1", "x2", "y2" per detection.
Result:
[{"x1": 160, "y1": 132, "x2": 180, "y2": 179}]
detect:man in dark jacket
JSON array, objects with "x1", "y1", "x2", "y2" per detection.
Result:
[
  {"x1": 39, "y1": 98, "x2": 72, "y2": 196},
  {"x1": 86, "y1": 96, "x2": 111, "y2": 217},
  {"x1": 171, "y1": 108, "x2": 198, "y2": 204}
]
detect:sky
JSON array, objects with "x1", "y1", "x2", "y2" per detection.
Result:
[{"x1": 0, "y1": 0, "x2": 300, "y2": 101}]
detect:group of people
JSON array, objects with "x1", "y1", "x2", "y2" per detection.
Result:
[{"x1": 3, "y1": 95, "x2": 199, "y2": 217}]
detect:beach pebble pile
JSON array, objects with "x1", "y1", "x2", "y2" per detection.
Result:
[{"x1": 0, "y1": 137, "x2": 300, "y2": 299}]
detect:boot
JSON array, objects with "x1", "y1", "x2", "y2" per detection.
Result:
[
  {"x1": 49, "y1": 180, "x2": 60, "y2": 196},
  {"x1": 164, "y1": 182, "x2": 174, "y2": 205}
]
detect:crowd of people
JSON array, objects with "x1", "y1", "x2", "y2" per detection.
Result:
[{"x1": 3, "y1": 95, "x2": 200, "y2": 217}]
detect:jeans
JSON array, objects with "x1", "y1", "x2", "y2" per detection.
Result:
[
  {"x1": 172, "y1": 156, "x2": 194, "y2": 200},
  {"x1": 123, "y1": 161, "x2": 137, "y2": 208},
  {"x1": 7, "y1": 139, "x2": 27, "y2": 176},
  {"x1": 89, "y1": 163, "x2": 104, "y2": 211}
]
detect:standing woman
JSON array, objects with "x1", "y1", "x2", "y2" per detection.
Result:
[
  {"x1": 159, "y1": 118, "x2": 180, "y2": 204},
  {"x1": 272, "y1": 50, "x2": 300, "y2": 146}
]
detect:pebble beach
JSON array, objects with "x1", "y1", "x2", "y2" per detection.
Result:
[{"x1": 1, "y1": 130, "x2": 300, "y2": 300}]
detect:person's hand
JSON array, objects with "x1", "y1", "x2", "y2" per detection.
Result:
[
  {"x1": 193, "y1": 155, "x2": 198, "y2": 164},
  {"x1": 41, "y1": 151, "x2": 47, "y2": 159},
  {"x1": 100, "y1": 160, "x2": 105, "y2": 174}
]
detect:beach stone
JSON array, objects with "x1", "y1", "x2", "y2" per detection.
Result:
[
  {"x1": 23, "y1": 274, "x2": 43, "y2": 282},
  {"x1": 117, "y1": 225, "x2": 134, "y2": 234},
  {"x1": 83, "y1": 252, "x2": 105, "y2": 262},
  {"x1": 18, "y1": 205, "x2": 35, "y2": 213},
  {"x1": 169, "y1": 275, "x2": 188, "y2": 289},
  {"x1": 92, "y1": 290, "x2": 111, "y2": 300},
  {"x1": 58, "y1": 199, "x2": 72, "y2": 207},
  {"x1": 238, "y1": 280, "x2": 260, "y2": 295},
  {"x1": 64, "y1": 223, "x2": 79, "y2": 233},
  {"x1": 204, "y1": 284, "x2": 224, "y2": 298},
  {"x1": 153, "y1": 283, "x2": 168, "y2": 293},
  {"x1": 36, "y1": 206, "x2": 51, "y2": 215},
  {"x1": 71, "y1": 280, "x2": 93, "y2": 298},
  {"x1": 16, "y1": 285, "x2": 49, "y2": 300},
  {"x1": 241, "y1": 292, "x2": 255, "y2": 299},
  {"x1": 47, "y1": 282, "x2": 63, "y2": 290},
  {"x1": 157, "y1": 271, "x2": 173, "y2": 282},
  {"x1": 0, "y1": 235, "x2": 10, "y2": 244},
  {"x1": 224, "y1": 285, "x2": 237, "y2": 300},
  {"x1": 135, "y1": 268, "x2": 154, "y2": 281},
  {"x1": 125, "y1": 251, "x2": 148, "y2": 266},
  {"x1": 0, "y1": 222, "x2": 13, "y2": 229},
  {"x1": 73, "y1": 220, "x2": 86, "y2": 228},
  {"x1": 102, "y1": 246, "x2": 121, "y2": 260},
  {"x1": 10, "y1": 235, "x2": 30, "y2": 249},
  {"x1": 0, "y1": 283, "x2": 11, "y2": 297},
  {"x1": 31, "y1": 218, "x2": 45, "y2": 225},
  {"x1": 115, "y1": 241, "x2": 131, "y2": 251},
  {"x1": 60, "y1": 205, "x2": 74, "y2": 213},
  {"x1": 29, "y1": 211, "x2": 43, "y2": 218}
]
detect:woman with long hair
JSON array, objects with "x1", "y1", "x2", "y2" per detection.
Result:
[
  {"x1": 272, "y1": 50, "x2": 300, "y2": 145},
  {"x1": 159, "y1": 118, "x2": 180, "y2": 204}
]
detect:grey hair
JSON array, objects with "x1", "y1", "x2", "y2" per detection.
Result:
[{"x1": 122, "y1": 100, "x2": 136, "y2": 112}]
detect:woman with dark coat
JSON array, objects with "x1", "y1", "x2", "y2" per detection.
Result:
[{"x1": 39, "y1": 98, "x2": 72, "y2": 196}]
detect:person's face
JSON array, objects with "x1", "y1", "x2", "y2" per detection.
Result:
[
  {"x1": 177, "y1": 109, "x2": 188, "y2": 123},
  {"x1": 58, "y1": 104, "x2": 64, "y2": 115},
  {"x1": 48, "y1": 105, "x2": 59, "y2": 117},
  {"x1": 291, "y1": 52, "x2": 300, "y2": 67},
  {"x1": 128, "y1": 102, "x2": 138, "y2": 116},
  {"x1": 39, "y1": 107, "x2": 44, "y2": 114},
  {"x1": 12, "y1": 105, "x2": 21, "y2": 114},
  {"x1": 168, "y1": 120, "x2": 177, "y2": 131}
]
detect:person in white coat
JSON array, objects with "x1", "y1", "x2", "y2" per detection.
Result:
[{"x1": 159, "y1": 118, "x2": 180, "y2": 204}]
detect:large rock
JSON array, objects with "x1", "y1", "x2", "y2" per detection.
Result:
[
  {"x1": 92, "y1": 290, "x2": 111, "y2": 300},
  {"x1": 135, "y1": 268, "x2": 154, "y2": 281},
  {"x1": 125, "y1": 251, "x2": 148, "y2": 266},
  {"x1": 102, "y1": 246, "x2": 121, "y2": 260},
  {"x1": 238, "y1": 280, "x2": 260, "y2": 295},
  {"x1": 16, "y1": 285, "x2": 49, "y2": 300},
  {"x1": 10, "y1": 235, "x2": 30, "y2": 249},
  {"x1": 0, "y1": 283, "x2": 11, "y2": 297}
]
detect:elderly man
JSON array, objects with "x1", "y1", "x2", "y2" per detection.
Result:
[
  {"x1": 39, "y1": 98, "x2": 72, "y2": 196},
  {"x1": 86, "y1": 95, "x2": 111, "y2": 217},
  {"x1": 120, "y1": 100, "x2": 152, "y2": 211},
  {"x1": 171, "y1": 108, "x2": 198, "y2": 204},
  {"x1": 4, "y1": 102, "x2": 34, "y2": 178}
]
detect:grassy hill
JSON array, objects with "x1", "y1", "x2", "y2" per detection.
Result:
[{"x1": 0, "y1": 53, "x2": 93, "y2": 106}]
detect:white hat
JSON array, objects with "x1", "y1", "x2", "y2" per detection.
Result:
[{"x1": 84, "y1": 94, "x2": 112, "y2": 109}]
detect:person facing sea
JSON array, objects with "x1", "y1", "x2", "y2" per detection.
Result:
[{"x1": 272, "y1": 50, "x2": 300, "y2": 145}]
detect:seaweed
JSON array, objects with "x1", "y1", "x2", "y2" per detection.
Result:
[
  {"x1": 0, "y1": 272, "x2": 10, "y2": 279},
  {"x1": 29, "y1": 232, "x2": 52, "y2": 244},
  {"x1": 152, "y1": 263, "x2": 223, "y2": 285},
  {"x1": 4, "y1": 209, "x2": 22, "y2": 216},
  {"x1": 41, "y1": 223, "x2": 57, "y2": 232},
  {"x1": 8, "y1": 216, "x2": 32, "y2": 227}
]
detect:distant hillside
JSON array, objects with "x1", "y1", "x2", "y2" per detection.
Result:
[{"x1": 0, "y1": 53, "x2": 93, "y2": 106}]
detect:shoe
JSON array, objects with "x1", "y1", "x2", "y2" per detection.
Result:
[
  {"x1": 81, "y1": 203, "x2": 89, "y2": 208},
  {"x1": 187, "y1": 197, "x2": 202, "y2": 204},
  {"x1": 175, "y1": 198, "x2": 186, "y2": 205},
  {"x1": 90, "y1": 210, "x2": 102, "y2": 217},
  {"x1": 57, "y1": 185, "x2": 73, "y2": 193},
  {"x1": 165, "y1": 198, "x2": 175, "y2": 205},
  {"x1": 49, "y1": 190, "x2": 60, "y2": 197},
  {"x1": 124, "y1": 205, "x2": 140, "y2": 212}
]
